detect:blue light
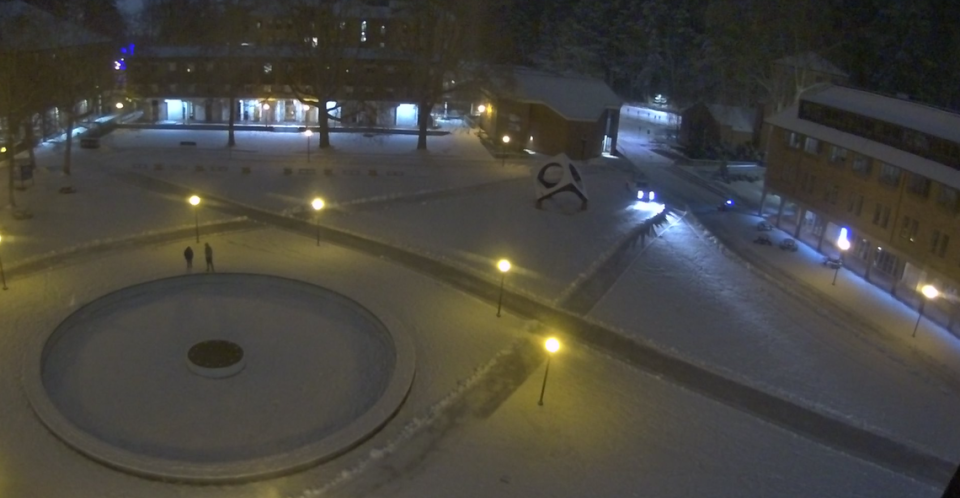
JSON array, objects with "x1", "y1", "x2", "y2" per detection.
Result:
[{"x1": 725, "y1": 199, "x2": 734, "y2": 205}]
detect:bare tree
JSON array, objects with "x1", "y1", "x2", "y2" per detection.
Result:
[
  {"x1": 396, "y1": 0, "x2": 484, "y2": 150},
  {"x1": 288, "y1": 0, "x2": 360, "y2": 149}
]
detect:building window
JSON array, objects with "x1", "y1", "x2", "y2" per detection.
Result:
[
  {"x1": 186, "y1": 62, "x2": 195, "y2": 73},
  {"x1": 380, "y1": 24, "x2": 386, "y2": 35},
  {"x1": 804, "y1": 137, "x2": 820, "y2": 154},
  {"x1": 787, "y1": 131, "x2": 802, "y2": 149},
  {"x1": 878, "y1": 162, "x2": 902, "y2": 187},
  {"x1": 907, "y1": 173, "x2": 931, "y2": 197},
  {"x1": 903, "y1": 129, "x2": 930, "y2": 151},
  {"x1": 823, "y1": 184, "x2": 839, "y2": 204},
  {"x1": 167, "y1": 62, "x2": 177, "y2": 72},
  {"x1": 937, "y1": 185, "x2": 959, "y2": 213},
  {"x1": 899, "y1": 216, "x2": 919, "y2": 242},
  {"x1": 930, "y1": 230, "x2": 949, "y2": 256},
  {"x1": 852, "y1": 155, "x2": 871, "y2": 177},
  {"x1": 829, "y1": 145, "x2": 847, "y2": 163},
  {"x1": 263, "y1": 63, "x2": 272, "y2": 74},
  {"x1": 846, "y1": 193, "x2": 864, "y2": 215},
  {"x1": 360, "y1": 20, "x2": 367, "y2": 42},
  {"x1": 872, "y1": 203, "x2": 891, "y2": 228}
]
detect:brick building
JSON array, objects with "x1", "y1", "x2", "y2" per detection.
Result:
[
  {"x1": 762, "y1": 84, "x2": 960, "y2": 331},
  {"x1": 476, "y1": 67, "x2": 621, "y2": 160}
]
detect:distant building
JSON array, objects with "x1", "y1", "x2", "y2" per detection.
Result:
[
  {"x1": 477, "y1": 67, "x2": 621, "y2": 160},
  {"x1": 125, "y1": 0, "x2": 473, "y2": 129},
  {"x1": 763, "y1": 84, "x2": 960, "y2": 332},
  {"x1": 0, "y1": 0, "x2": 114, "y2": 144},
  {"x1": 679, "y1": 103, "x2": 761, "y2": 154}
]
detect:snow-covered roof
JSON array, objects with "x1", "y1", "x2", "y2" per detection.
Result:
[
  {"x1": 767, "y1": 104, "x2": 960, "y2": 189},
  {"x1": 489, "y1": 67, "x2": 621, "y2": 121},
  {"x1": 774, "y1": 52, "x2": 847, "y2": 78},
  {"x1": 706, "y1": 104, "x2": 756, "y2": 133},
  {"x1": 0, "y1": 0, "x2": 108, "y2": 51},
  {"x1": 802, "y1": 85, "x2": 960, "y2": 144}
]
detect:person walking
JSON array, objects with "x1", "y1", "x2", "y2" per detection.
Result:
[
  {"x1": 204, "y1": 243, "x2": 215, "y2": 273},
  {"x1": 183, "y1": 246, "x2": 194, "y2": 271}
]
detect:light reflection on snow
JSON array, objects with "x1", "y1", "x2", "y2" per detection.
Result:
[{"x1": 629, "y1": 201, "x2": 665, "y2": 214}]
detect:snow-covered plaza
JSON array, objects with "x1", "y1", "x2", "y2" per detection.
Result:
[{"x1": 0, "y1": 119, "x2": 956, "y2": 497}]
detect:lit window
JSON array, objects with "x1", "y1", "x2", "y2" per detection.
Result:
[
  {"x1": 263, "y1": 63, "x2": 272, "y2": 74},
  {"x1": 803, "y1": 137, "x2": 820, "y2": 154},
  {"x1": 380, "y1": 25, "x2": 386, "y2": 35}
]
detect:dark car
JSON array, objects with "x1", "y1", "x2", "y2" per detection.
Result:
[{"x1": 626, "y1": 176, "x2": 656, "y2": 202}]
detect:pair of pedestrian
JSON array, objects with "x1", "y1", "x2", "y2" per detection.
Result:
[{"x1": 183, "y1": 243, "x2": 214, "y2": 272}]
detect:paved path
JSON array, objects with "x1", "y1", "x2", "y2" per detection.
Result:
[{"x1": 104, "y1": 170, "x2": 954, "y2": 485}]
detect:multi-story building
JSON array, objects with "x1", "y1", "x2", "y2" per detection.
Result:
[
  {"x1": 762, "y1": 84, "x2": 960, "y2": 331},
  {"x1": 0, "y1": 0, "x2": 114, "y2": 145},
  {"x1": 126, "y1": 0, "x2": 456, "y2": 129}
]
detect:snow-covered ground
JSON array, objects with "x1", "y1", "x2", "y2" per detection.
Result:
[{"x1": 0, "y1": 124, "x2": 954, "y2": 496}]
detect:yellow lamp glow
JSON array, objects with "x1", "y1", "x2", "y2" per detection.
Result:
[
  {"x1": 477, "y1": 104, "x2": 486, "y2": 113},
  {"x1": 188, "y1": 195, "x2": 201, "y2": 206},
  {"x1": 0, "y1": 146, "x2": 6, "y2": 153},
  {"x1": 311, "y1": 198, "x2": 325, "y2": 211},
  {"x1": 497, "y1": 259, "x2": 511, "y2": 273},
  {"x1": 545, "y1": 337, "x2": 560, "y2": 353},
  {"x1": 502, "y1": 135, "x2": 510, "y2": 144},
  {"x1": 922, "y1": 285, "x2": 939, "y2": 300},
  {"x1": 115, "y1": 102, "x2": 124, "y2": 109}
]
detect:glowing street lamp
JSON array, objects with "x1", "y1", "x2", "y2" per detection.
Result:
[
  {"x1": 477, "y1": 104, "x2": 486, "y2": 114},
  {"x1": 538, "y1": 337, "x2": 560, "y2": 406},
  {"x1": 304, "y1": 129, "x2": 313, "y2": 162},
  {"x1": 0, "y1": 233, "x2": 7, "y2": 291},
  {"x1": 496, "y1": 259, "x2": 511, "y2": 317},
  {"x1": 115, "y1": 102, "x2": 124, "y2": 110},
  {"x1": 188, "y1": 195, "x2": 201, "y2": 243},
  {"x1": 912, "y1": 284, "x2": 940, "y2": 337},
  {"x1": 501, "y1": 135, "x2": 510, "y2": 168},
  {"x1": 311, "y1": 197, "x2": 325, "y2": 246},
  {"x1": 832, "y1": 236, "x2": 850, "y2": 286}
]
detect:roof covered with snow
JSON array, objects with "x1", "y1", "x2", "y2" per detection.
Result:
[
  {"x1": 706, "y1": 104, "x2": 756, "y2": 132},
  {"x1": 767, "y1": 104, "x2": 960, "y2": 189},
  {"x1": 774, "y1": 52, "x2": 847, "y2": 77},
  {"x1": 801, "y1": 84, "x2": 960, "y2": 144},
  {"x1": 0, "y1": 0, "x2": 108, "y2": 51},
  {"x1": 487, "y1": 67, "x2": 621, "y2": 121}
]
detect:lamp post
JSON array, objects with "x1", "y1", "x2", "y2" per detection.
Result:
[
  {"x1": 501, "y1": 135, "x2": 510, "y2": 168},
  {"x1": 912, "y1": 284, "x2": 940, "y2": 337},
  {"x1": 304, "y1": 129, "x2": 313, "y2": 162},
  {"x1": 538, "y1": 337, "x2": 560, "y2": 406},
  {"x1": 0, "y1": 233, "x2": 7, "y2": 291},
  {"x1": 188, "y1": 195, "x2": 201, "y2": 243},
  {"x1": 831, "y1": 237, "x2": 850, "y2": 286},
  {"x1": 496, "y1": 259, "x2": 510, "y2": 317},
  {"x1": 311, "y1": 197, "x2": 325, "y2": 246}
]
